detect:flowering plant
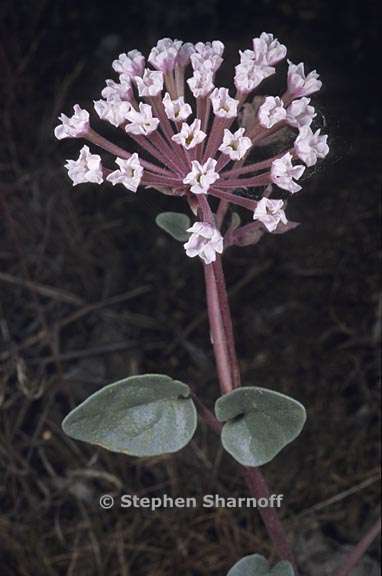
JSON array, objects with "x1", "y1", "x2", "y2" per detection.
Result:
[{"x1": 55, "y1": 34, "x2": 377, "y2": 576}]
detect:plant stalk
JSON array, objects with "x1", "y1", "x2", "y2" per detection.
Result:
[{"x1": 202, "y1": 250, "x2": 297, "y2": 569}]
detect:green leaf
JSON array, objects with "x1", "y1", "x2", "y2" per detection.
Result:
[
  {"x1": 215, "y1": 387, "x2": 306, "y2": 467},
  {"x1": 62, "y1": 374, "x2": 198, "y2": 457},
  {"x1": 227, "y1": 554, "x2": 294, "y2": 576},
  {"x1": 155, "y1": 212, "x2": 191, "y2": 241}
]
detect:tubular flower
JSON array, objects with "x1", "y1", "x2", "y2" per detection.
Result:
[
  {"x1": 162, "y1": 93, "x2": 192, "y2": 122},
  {"x1": 94, "y1": 100, "x2": 131, "y2": 128},
  {"x1": 294, "y1": 126, "x2": 329, "y2": 167},
  {"x1": 184, "y1": 222, "x2": 224, "y2": 264},
  {"x1": 55, "y1": 34, "x2": 328, "y2": 263},
  {"x1": 135, "y1": 69, "x2": 164, "y2": 97},
  {"x1": 286, "y1": 97, "x2": 316, "y2": 128},
  {"x1": 210, "y1": 88, "x2": 239, "y2": 118},
  {"x1": 271, "y1": 153, "x2": 305, "y2": 194},
  {"x1": 101, "y1": 78, "x2": 133, "y2": 102},
  {"x1": 218, "y1": 128, "x2": 252, "y2": 161},
  {"x1": 187, "y1": 68, "x2": 215, "y2": 98},
  {"x1": 124, "y1": 103, "x2": 160, "y2": 135},
  {"x1": 252, "y1": 32, "x2": 287, "y2": 66},
  {"x1": 106, "y1": 154, "x2": 143, "y2": 192},
  {"x1": 258, "y1": 96, "x2": 286, "y2": 128},
  {"x1": 183, "y1": 159, "x2": 219, "y2": 194},
  {"x1": 253, "y1": 198, "x2": 287, "y2": 232},
  {"x1": 65, "y1": 146, "x2": 103, "y2": 185},
  {"x1": 54, "y1": 105, "x2": 90, "y2": 140},
  {"x1": 287, "y1": 61, "x2": 322, "y2": 98},
  {"x1": 172, "y1": 119, "x2": 206, "y2": 150},
  {"x1": 191, "y1": 41, "x2": 224, "y2": 72},
  {"x1": 112, "y1": 50, "x2": 145, "y2": 78}
]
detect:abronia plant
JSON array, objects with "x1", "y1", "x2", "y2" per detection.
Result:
[{"x1": 54, "y1": 34, "x2": 376, "y2": 576}]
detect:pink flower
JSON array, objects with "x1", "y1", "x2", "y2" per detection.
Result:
[
  {"x1": 258, "y1": 96, "x2": 286, "y2": 128},
  {"x1": 210, "y1": 88, "x2": 239, "y2": 118},
  {"x1": 177, "y1": 43, "x2": 195, "y2": 67},
  {"x1": 135, "y1": 69, "x2": 164, "y2": 97},
  {"x1": 234, "y1": 57, "x2": 275, "y2": 94},
  {"x1": 55, "y1": 34, "x2": 329, "y2": 251},
  {"x1": 65, "y1": 146, "x2": 103, "y2": 185},
  {"x1": 271, "y1": 152, "x2": 305, "y2": 193},
  {"x1": 94, "y1": 100, "x2": 131, "y2": 128},
  {"x1": 184, "y1": 222, "x2": 223, "y2": 264},
  {"x1": 294, "y1": 125, "x2": 329, "y2": 167},
  {"x1": 252, "y1": 32, "x2": 287, "y2": 65},
  {"x1": 101, "y1": 78, "x2": 132, "y2": 102},
  {"x1": 124, "y1": 103, "x2": 159, "y2": 136},
  {"x1": 253, "y1": 198, "x2": 288, "y2": 232},
  {"x1": 106, "y1": 153, "x2": 143, "y2": 192},
  {"x1": 183, "y1": 158, "x2": 219, "y2": 194},
  {"x1": 286, "y1": 97, "x2": 316, "y2": 128},
  {"x1": 172, "y1": 119, "x2": 206, "y2": 150},
  {"x1": 218, "y1": 128, "x2": 252, "y2": 161},
  {"x1": 54, "y1": 105, "x2": 90, "y2": 140},
  {"x1": 191, "y1": 41, "x2": 224, "y2": 72},
  {"x1": 187, "y1": 68, "x2": 215, "y2": 98},
  {"x1": 162, "y1": 93, "x2": 192, "y2": 122},
  {"x1": 112, "y1": 50, "x2": 145, "y2": 78},
  {"x1": 287, "y1": 61, "x2": 322, "y2": 98}
]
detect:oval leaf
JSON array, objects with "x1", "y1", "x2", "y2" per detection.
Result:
[
  {"x1": 62, "y1": 374, "x2": 197, "y2": 457},
  {"x1": 227, "y1": 554, "x2": 294, "y2": 576},
  {"x1": 156, "y1": 212, "x2": 191, "y2": 241},
  {"x1": 215, "y1": 387, "x2": 306, "y2": 467}
]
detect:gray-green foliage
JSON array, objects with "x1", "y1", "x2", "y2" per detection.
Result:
[
  {"x1": 62, "y1": 374, "x2": 198, "y2": 456},
  {"x1": 155, "y1": 212, "x2": 191, "y2": 241},
  {"x1": 215, "y1": 387, "x2": 306, "y2": 467},
  {"x1": 227, "y1": 554, "x2": 295, "y2": 576}
]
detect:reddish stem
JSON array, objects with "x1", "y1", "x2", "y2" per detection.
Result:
[
  {"x1": 199, "y1": 209, "x2": 297, "y2": 568},
  {"x1": 203, "y1": 263, "x2": 233, "y2": 395},
  {"x1": 334, "y1": 518, "x2": 381, "y2": 576}
]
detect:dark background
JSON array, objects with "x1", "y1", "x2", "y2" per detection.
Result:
[{"x1": 0, "y1": 1, "x2": 380, "y2": 575}]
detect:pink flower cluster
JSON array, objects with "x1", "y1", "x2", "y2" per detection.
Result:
[{"x1": 54, "y1": 34, "x2": 328, "y2": 264}]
